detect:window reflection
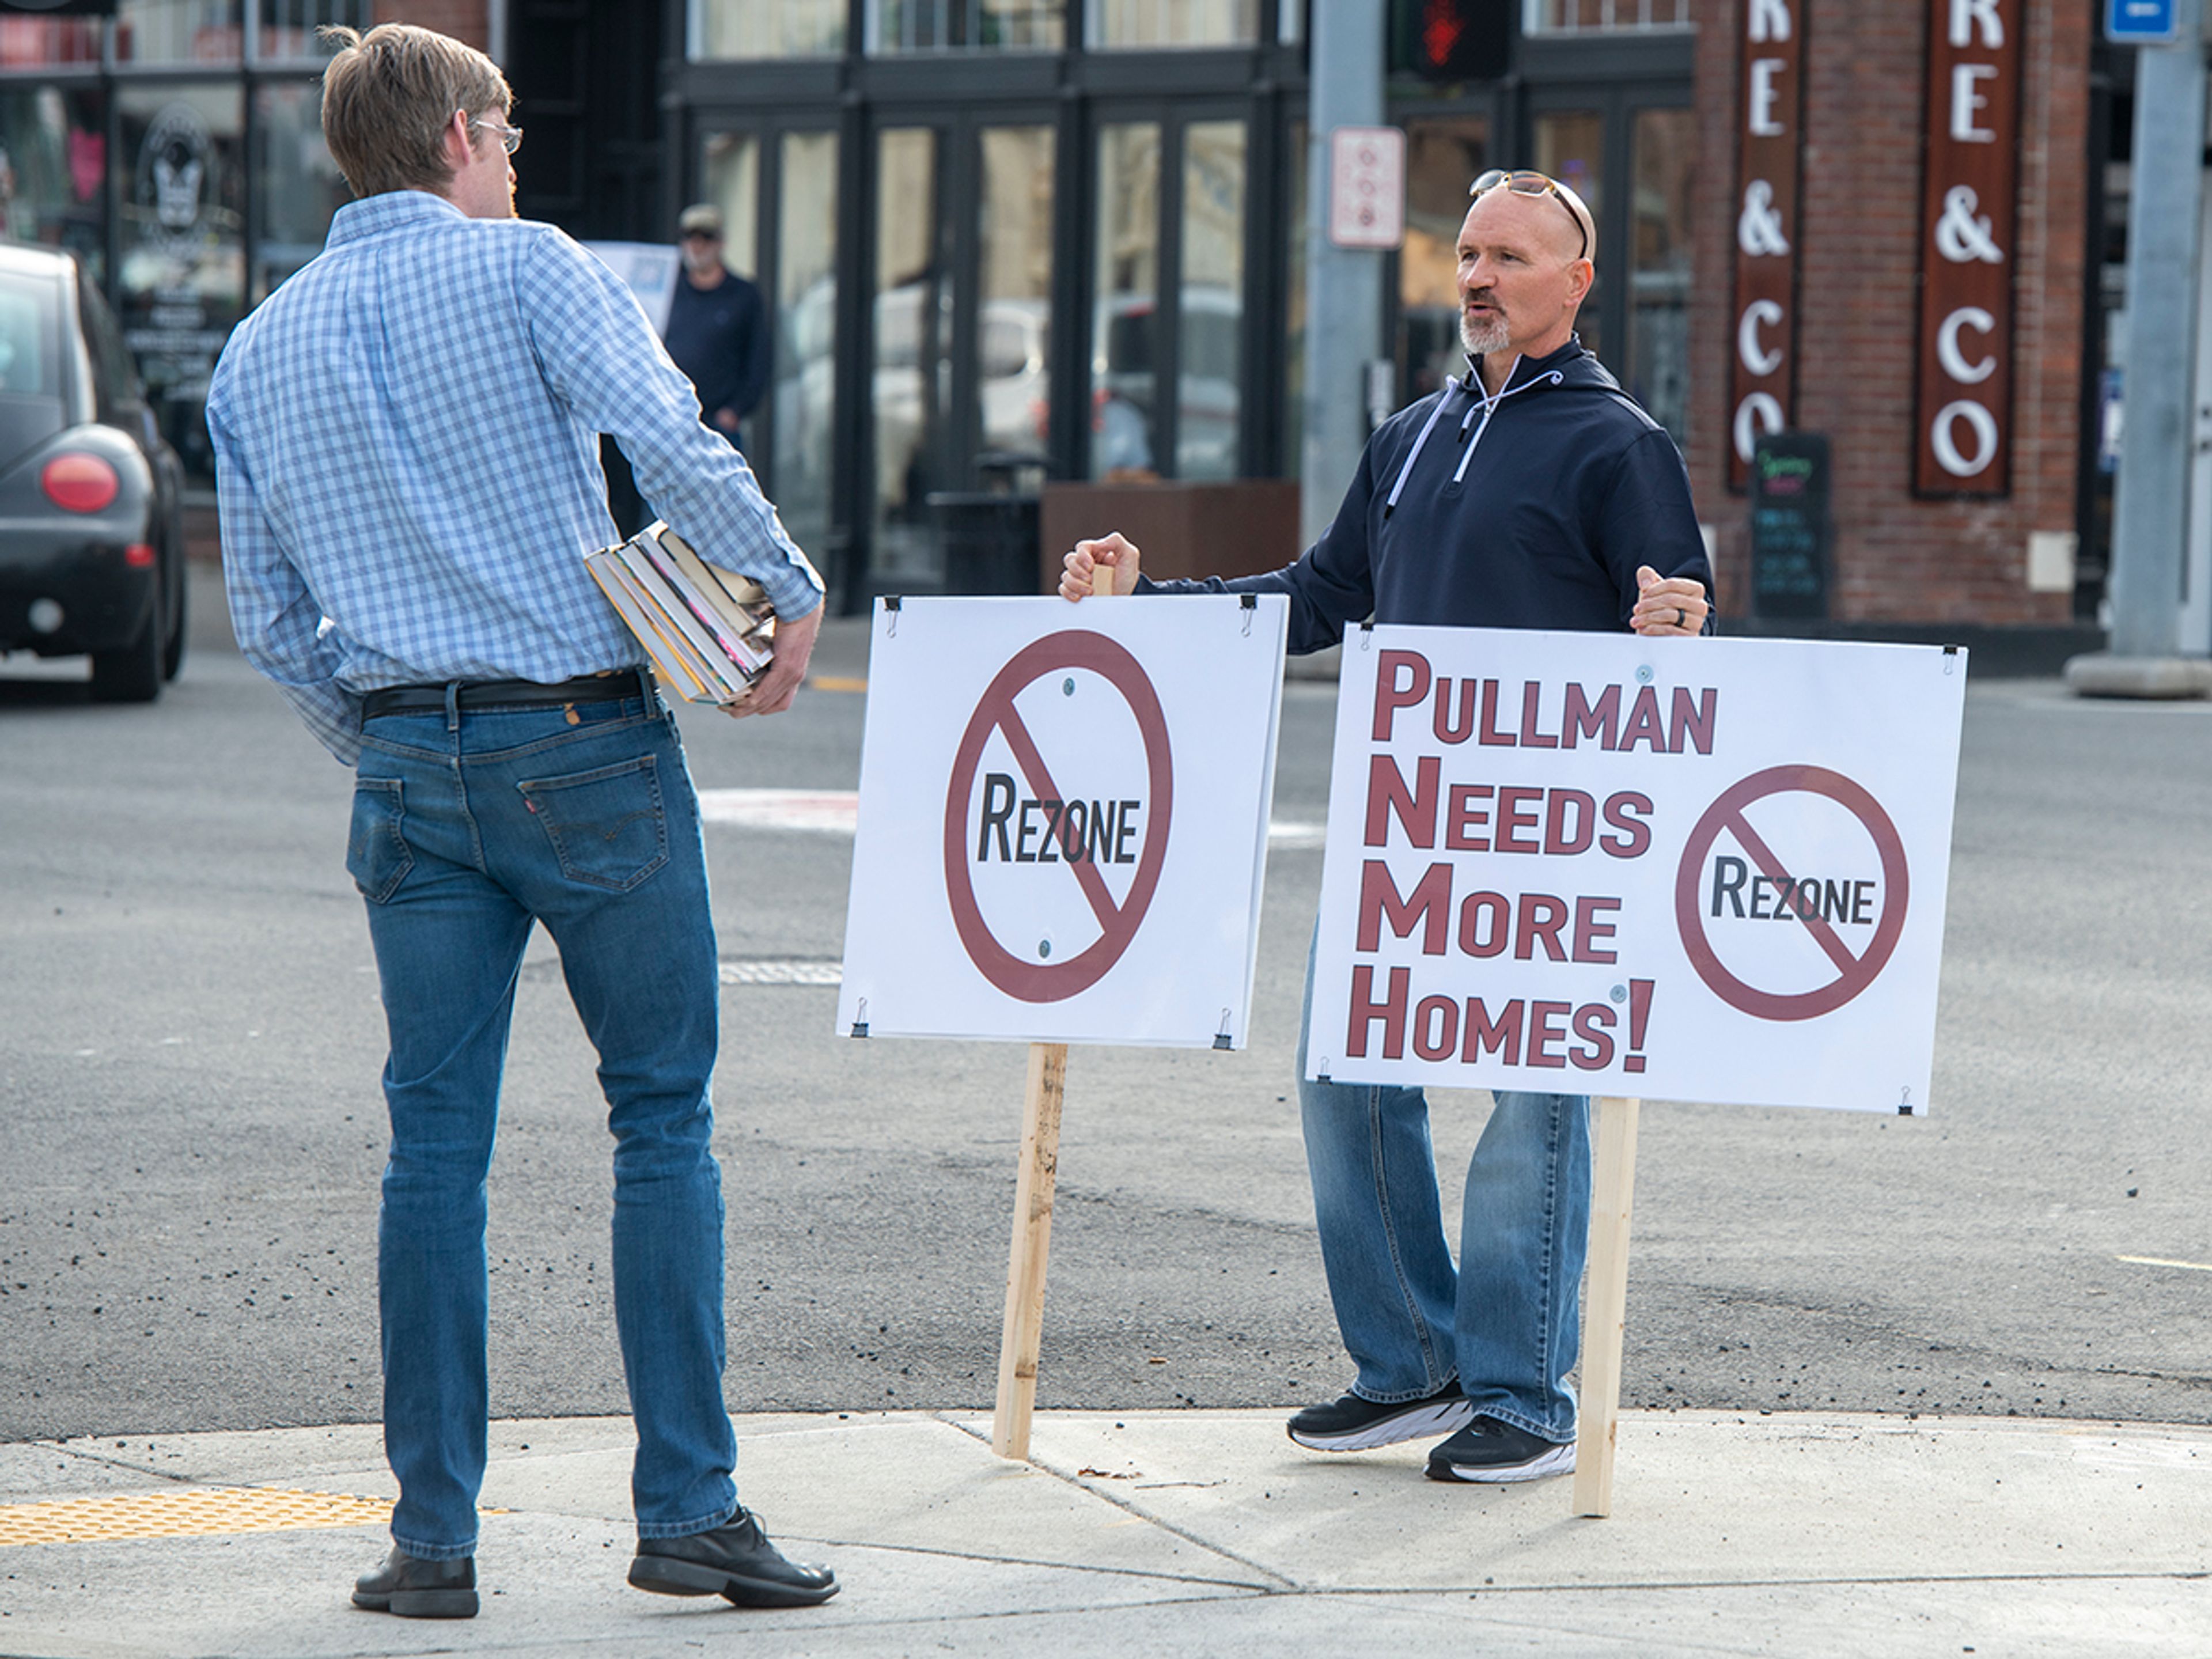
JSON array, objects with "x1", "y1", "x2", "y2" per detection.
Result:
[
  {"x1": 775, "y1": 130, "x2": 839, "y2": 555},
  {"x1": 695, "y1": 0, "x2": 845, "y2": 58},
  {"x1": 0, "y1": 87, "x2": 107, "y2": 282},
  {"x1": 700, "y1": 132, "x2": 762, "y2": 284},
  {"x1": 252, "y1": 83, "x2": 346, "y2": 302},
  {"x1": 118, "y1": 82, "x2": 244, "y2": 484},
  {"x1": 1089, "y1": 0, "x2": 1257, "y2": 47},
  {"x1": 1533, "y1": 110, "x2": 1603, "y2": 359},
  {"x1": 1090, "y1": 123, "x2": 1159, "y2": 479},
  {"x1": 1525, "y1": 0, "x2": 1691, "y2": 32},
  {"x1": 0, "y1": 16, "x2": 102, "y2": 66},
  {"x1": 694, "y1": 131, "x2": 762, "y2": 483},
  {"x1": 871, "y1": 0, "x2": 1064, "y2": 50},
  {"x1": 260, "y1": 0, "x2": 370, "y2": 61},
  {"x1": 872, "y1": 127, "x2": 949, "y2": 578},
  {"x1": 1398, "y1": 118, "x2": 1490, "y2": 404},
  {"x1": 114, "y1": 0, "x2": 245, "y2": 65},
  {"x1": 1178, "y1": 120, "x2": 1242, "y2": 480},
  {"x1": 978, "y1": 125, "x2": 1054, "y2": 463},
  {"x1": 1629, "y1": 107, "x2": 1695, "y2": 449},
  {"x1": 1282, "y1": 118, "x2": 1306, "y2": 478}
]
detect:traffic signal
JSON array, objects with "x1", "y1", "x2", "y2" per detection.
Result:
[{"x1": 1395, "y1": 0, "x2": 1513, "y2": 83}]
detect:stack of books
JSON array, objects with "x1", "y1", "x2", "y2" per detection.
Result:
[{"x1": 585, "y1": 520, "x2": 787, "y2": 704}]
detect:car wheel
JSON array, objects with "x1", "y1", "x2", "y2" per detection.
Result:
[
  {"x1": 161, "y1": 556, "x2": 187, "y2": 682},
  {"x1": 91, "y1": 599, "x2": 163, "y2": 703}
]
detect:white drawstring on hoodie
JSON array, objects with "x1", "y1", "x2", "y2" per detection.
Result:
[{"x1": 1381, "y1": 353, "x2": 1567, "y2": 518}]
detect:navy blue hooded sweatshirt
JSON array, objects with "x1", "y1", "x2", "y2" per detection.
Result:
[{"x1": 1141, "y1": 337, "x2": 1710, "y2": 655}]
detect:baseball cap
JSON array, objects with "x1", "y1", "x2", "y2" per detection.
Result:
[{"x1": 678, "y1": 203, "x2": 723, "y2": 238}]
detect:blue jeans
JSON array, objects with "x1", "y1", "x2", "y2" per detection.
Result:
[
  {"x1": 347, "y1": 687, "x2": 736, "y2": 1558},
  {"x1": 1294, "y1": 923, "x2": 1590, "y2": 1442}
]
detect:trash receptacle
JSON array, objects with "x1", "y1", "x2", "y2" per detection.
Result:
[{"x1": 928, "y1": 451, "x2": 1047, "y2": 595}]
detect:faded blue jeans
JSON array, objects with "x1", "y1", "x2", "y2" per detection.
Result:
[
  {"x1": 1295, "y1": 923, "x2": 1591, "y2": 1443},
  {"x1": 348, "y1": 685, "x2": 736, "y2": 1558}
]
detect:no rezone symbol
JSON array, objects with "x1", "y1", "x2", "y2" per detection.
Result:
[
  {"x1": 1673, "y1": 765, "x2": 1910, "y2": 1022},
  {"x1": 941, "y1": 631, "x2": 1173, "y2": 1003}
]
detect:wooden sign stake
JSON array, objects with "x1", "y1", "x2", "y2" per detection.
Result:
[
  {"x1": 991, "y1": 555, "x2": 1116, "y2": 1461},
  {"x1": 1572, "y1": 1093, "x2": 1641, "y2": 1518},
  {"x1": 993, "y1": 1039, "x2": 1067, "y2": 1459}
]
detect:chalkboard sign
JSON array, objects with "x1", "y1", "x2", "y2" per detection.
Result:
[{"x1": 1748, "y1": 431, "x2": 1831, "y2": 620}]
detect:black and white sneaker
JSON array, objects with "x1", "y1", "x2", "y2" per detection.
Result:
[
  {"x1": 1423, "y1": 1415, "x2": 1576, "y2": 1483},
  {"x1": 1286, "y1": 1382, "x2": 1475, "y2": 1451}
]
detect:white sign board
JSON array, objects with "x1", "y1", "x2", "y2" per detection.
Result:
[
  {"x1": 581, "y1": 240, "x2": 683, "y2": 334},
  {"x1": 1329, "y1": 126, "x2": 1406, "y2": 249},
  {"x1": 839, "y1": 596, "x2": 1290, "y2": 1047},
  {"x1": 1308, "y1": 627, "x2": 1967, "y2": 1113}
]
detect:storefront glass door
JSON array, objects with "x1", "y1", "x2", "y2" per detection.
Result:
[
  {"x1": 864, "y1": 111, "x2": 1055, "y2": 589},
  {"x1": 1627, "y1": 107, "x2": 1695, "y2": 451},
  {"x1": 116, "y1": 82, "x2": 244, "y2": 484},
  {"x1": 1533, "y1": 107, "x2": 1605, "y2": 357},
  {"x1": 977, "y1": 123, "x2": 1055, "y2": 463},
  {"x1": 1398, "y1": 116, "x2": 1493, "y2": 403},
  {"x1": 1524, "y1": 86, "x2": 1695, "y2": 449},
  {"x1": 775, "y1": 130, "x2": 840, "y2": 558},
  {"x1": 696, "y1": 120, "x2": 840, "y2": 565},
  {"x1": 1086, "y1": 109, "x2": 1248, "y2": 481},
  {"x1": 871, "y1": 124, "x2": 951, "y2": 579}
]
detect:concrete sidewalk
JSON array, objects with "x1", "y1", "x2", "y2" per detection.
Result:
[{"x1": 2, "y1": 1408, "x2": 2206, "y2": 1657}]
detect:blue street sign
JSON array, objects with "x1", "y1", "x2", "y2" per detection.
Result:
[{"x1": 2107, "y1": 0, "x2": 2181, "y2": 43}]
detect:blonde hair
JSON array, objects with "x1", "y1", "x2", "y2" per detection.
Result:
[{"x1": 319, "y1": 24, "x2": 511, "y2": 198}]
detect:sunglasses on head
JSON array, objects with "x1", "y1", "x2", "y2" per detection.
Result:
[{"x1": 1469, "y1": 168, "x2": 1592, "y2": 262}]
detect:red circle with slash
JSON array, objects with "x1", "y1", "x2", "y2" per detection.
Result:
[
  {"x1": 1673, "y1": 764, "x2": 1910, "y2": 1022},
  {"x1": 942, "y1": 631, "x2": 1173, "y2": 1002}
]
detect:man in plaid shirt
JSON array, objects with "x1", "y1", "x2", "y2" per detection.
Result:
[{"x1": 207, "y1": 23, "x2": 835, "y2": 1622}]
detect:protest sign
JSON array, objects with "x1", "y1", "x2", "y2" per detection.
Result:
[
  {"x1": 839, "y1": 589, "x2": 1289, "y2": 1463},
  {"x1": 839, "y1": 594, "x2": 1288, "y2": 1047},
  {"x1": 1308, "y1": 626, "x2": 1965, "y2": 1113},
  {"x1": 579, "y1": 241, "x2": 681, "y2": 333}
]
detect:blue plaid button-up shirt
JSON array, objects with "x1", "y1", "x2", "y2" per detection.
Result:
[{"x1": 207, "y1": 190, "x2": 822, "y2": 763}]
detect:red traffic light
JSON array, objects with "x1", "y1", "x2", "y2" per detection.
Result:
[{"x1": 1400, "y1": 0, "x2": 1511, "y2": 82}]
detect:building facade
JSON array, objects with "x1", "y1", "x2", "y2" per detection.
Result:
[
  {"x1": 653, "y1": 1, "x2": 1709, "y2": 615},
  {"x1": 0, "y1": 1, "x2": 406, "y2": 482},
  {"x1": 0, "y1": 1, "x2": 2129, "y2": 654},
  {"x1": 1691, "y1": 0, "x2": 2095, "y2": 644}
]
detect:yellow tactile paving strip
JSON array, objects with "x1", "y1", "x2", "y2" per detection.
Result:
[{"x1": 0, "y1": 1487, "x2": 395, "y2": 1547}]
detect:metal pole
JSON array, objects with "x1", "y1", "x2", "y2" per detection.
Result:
[
  {"x1": 1298, "y1": 0, "x2": 1388, "y2": 547},
  {"x1": 2105, "y1": 0, "x2": 2206, "y2": 660}
]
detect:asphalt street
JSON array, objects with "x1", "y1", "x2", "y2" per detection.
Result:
[{"x1": 2, "y1": 563, "x2": 2207, "y2": 1445}]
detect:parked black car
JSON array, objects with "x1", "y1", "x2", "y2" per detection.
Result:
[{"x1": 0, "y1": 243, "x2": 187, "y2": 702}]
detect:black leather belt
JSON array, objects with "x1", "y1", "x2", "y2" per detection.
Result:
[{"x1": 361, "y1": 671, "x2": 650, "y2": 721}]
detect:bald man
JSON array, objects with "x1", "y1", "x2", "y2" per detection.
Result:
[{"x1": 1061, "y1": 169, "x2": 1711, "y2": 1486}]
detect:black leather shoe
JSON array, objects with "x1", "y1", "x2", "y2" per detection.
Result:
[
  {"x1": 628, "y1": 1506, "x2": 838, "y2": 1608},
  {"x1": 351, "y1": 1546, "x2": 478, "y2": 1618}
]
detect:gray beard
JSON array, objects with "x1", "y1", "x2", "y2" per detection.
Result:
[{"x1": 1460, "y1": 312, "x2": 1510, "y2": 357}]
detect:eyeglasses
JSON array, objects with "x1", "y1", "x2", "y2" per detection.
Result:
[
  {"x1": 467, "y1": 118, "x2": 524, "y2": 156},
  {"x1": 1468, "y1": 168, "x2": 1591, "y2": 262},
  {"x1": 680, "y1": 230, "x2": 720, "y2": 244}
]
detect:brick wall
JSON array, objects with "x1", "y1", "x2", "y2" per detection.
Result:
[
  {"x1": 371, "y1": 1, "x2": 491, "y2": 51},
  {"x1": 1690, "y1": 0, "x2": 2089, "y2": 626}
]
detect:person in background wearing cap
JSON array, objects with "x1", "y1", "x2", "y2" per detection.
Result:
[
  {"x1": 1060, "y1": 167, "x2": 1713, "y2": 1487},
  {"x1": 666, "y1": 203, "x2": 771, "y2": 450}
]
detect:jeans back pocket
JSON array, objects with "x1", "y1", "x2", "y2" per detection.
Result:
[
  {"x1": 518, "y1": 756, "x2": 669, "y2": 892},
  {"x1": 346, "y1": 777, "x2": 414, "y2": 904}
]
